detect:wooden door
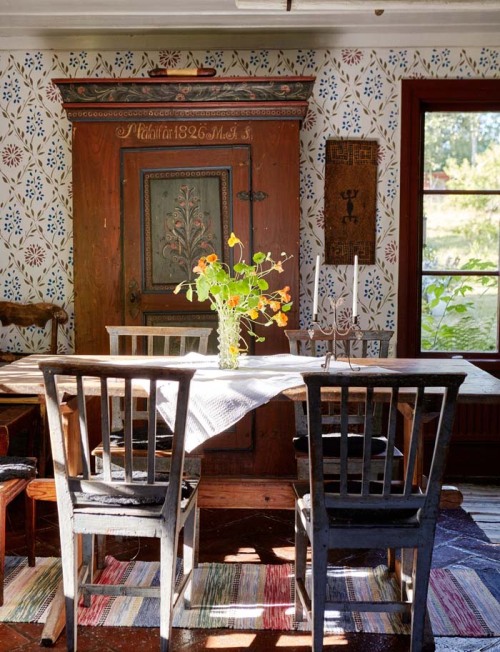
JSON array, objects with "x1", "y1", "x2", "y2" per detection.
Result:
[
  {"x1": 122, "y1": 146, "x2": 251, "y2": 339},
  {"x1": 122, "y1": 145, "x2": 253, "y2": 452}
]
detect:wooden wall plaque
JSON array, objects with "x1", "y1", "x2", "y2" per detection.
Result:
[{"x1": 324, "y1": 139, "x2": 377, "y2": 265}]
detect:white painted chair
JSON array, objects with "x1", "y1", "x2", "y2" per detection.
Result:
[
  {"x1": 40, "y1": 356, "x2": 198, "y2": 652},
  {"x1": 105, "y1": 324, "x2": 211, "y2": 437}
]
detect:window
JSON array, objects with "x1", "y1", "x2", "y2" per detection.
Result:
[{"x1": 398, "y1": 80, "x2": 500, "y2": 369}]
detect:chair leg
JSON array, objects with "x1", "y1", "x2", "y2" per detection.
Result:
[
  {"x1": 25, "y1": 493, "x2": 36, "y2": 566},
  {"x1": 0, "y1": 494, "x2": 6, "y2": 606},
  {"x1": 81, "y1": 534, "x2": 94, "y2": 608},
  {"x1": 410, "y1": 546, "x2": 434, "y2": 652},
  {"x1": 95, "y1": 535, "x2": 106, "y2": 570},
  {"x1": 38, "y1": 403, "x2": 49, "y2": 479},
  {"x1": 182, "y1": 503, "x2": 198, "y2": 607},
  {"x1": 294, "y1": 506, "x2": 307, "y2": 622},
  {"x1": 311, "y1": 534, "x2": 328, "y2": 652},
  {"x1": 159, "y1": 533, "x2": 177, "y2": 652},
  {"x1": 60, "y1": 528, "x2": 78, "y2": 652},
  {"x1": 387, "y1": 547, "x2": 396, "y2": 572}
]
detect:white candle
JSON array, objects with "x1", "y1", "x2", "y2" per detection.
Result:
[
  {"x1": 312, "y1": 254, "x2": 320, "y2": 321},
  {"x1": 352, "y1": 254, "x2": 359, "y2": 318}
]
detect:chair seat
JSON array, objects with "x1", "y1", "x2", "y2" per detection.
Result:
[
  {"x1": 75, "y1": 472, "x2": 196, "y2": 506},
  {"x1": 294, "y1": 482, "x2": 420, "y2": 526},
  {"x1": 0, "y1": 456, "x2": 37, "y2": 481},
  {"x1": 109, "y1": 422, "x2": 173, "y2": 450},
  {"x1": 294, "y1": 436, "x2": 403, "y2": 481},
  {"x1": 293, "y1": 433, "x2": 388, "y2": 457}
]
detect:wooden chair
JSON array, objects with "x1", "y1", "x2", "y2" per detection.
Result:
[
  {"x1": 40, "y1": 356, "x2": 198, "y2": 652},
  {"x1": 0, "y1": 457, "x2": 36, "y2": 605},
  {"x1": 100, "y1": 325, "x2": 212, "y2": 469},
  {"x1": 92, "y1": 325, "x2": 212, "y2": 566},
  {"x1": 0, "y1": 301, "x2": 67, "y2": 599},
  {"x1": 0, "y1": 301, "x2": 68, "y2": 362},
  {"x1": 285, "y1": 328, "x2": 394, "y2": 359},
  {"x1": 0, "y1": 300, "x2": 69, "y2": 475},
  {"x1": 105, "y1": 325, "x2": 211, "y2": 443},
  {"x1": 106, "y1": 324, "x2": 212, "y2": 356},
  {"x1": 285, "y1": 329, "x2": 399, "y2": 480},
  {"x1": 294, "y1": 370, "x2": 465, "y2": 652}
]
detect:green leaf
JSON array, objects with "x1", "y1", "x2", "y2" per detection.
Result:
[{"x1": 253, "y1": 252, "x2": 266, "y2": 264}]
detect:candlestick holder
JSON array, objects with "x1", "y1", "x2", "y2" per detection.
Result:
[{"x1": 309, "y1": 296, "x2": 363, "y2": 371}]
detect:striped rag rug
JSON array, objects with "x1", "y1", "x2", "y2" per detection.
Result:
[{"x1": 1, "y1": 555, "x2": 499, "y2": 637}]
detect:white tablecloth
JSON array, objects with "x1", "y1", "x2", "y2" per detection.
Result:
[{"x1": 155, "y1": 353, "x2": 354, "y2": 452}]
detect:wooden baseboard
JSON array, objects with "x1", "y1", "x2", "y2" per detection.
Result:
[
  {"x1": 198, "y1": 477, "x2": 296, "y2": 509},
  {"x1": 25, "y1": 477, "x2": 463, "y2": 510}
]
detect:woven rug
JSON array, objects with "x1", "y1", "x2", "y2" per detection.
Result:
[{"x1": 1, "y1": 555, "x2": 499, "y2": 637}]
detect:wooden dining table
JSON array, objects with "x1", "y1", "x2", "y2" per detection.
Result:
[
  {"x1": 1, "y1": 352, "x2": 499, "y2": 511},
  {"x1": 1, "y1": 352, "x2": 499, "y2": 646}
]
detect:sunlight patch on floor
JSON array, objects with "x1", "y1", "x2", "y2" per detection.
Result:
[
  {"x1": 224, "y1": 547, "x2": 260, "y2": 562},
  {"x1": 205, "y1": 633, "x2": 256, "y2": 647},
  {"x1": 276, "y1": 633, "x2": 349, "y2": 646}
]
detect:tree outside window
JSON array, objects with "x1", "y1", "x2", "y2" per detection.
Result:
[{"x1": 421, "y1": 112, "x2": 499, "y2": 353}]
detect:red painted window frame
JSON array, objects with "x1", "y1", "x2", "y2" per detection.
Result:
[{"x1": 397, "y1": 79, "x2": 500, "y2": 372}]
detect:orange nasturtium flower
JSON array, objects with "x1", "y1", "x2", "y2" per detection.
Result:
[
  {"x1": 257, "y1": 296, "x2": 268, "y2": 310},
  {"x1": 227, "y1": 295, "x2": 240, "y2": 308},
  {"x1": 193, "y1": 257, "x2": 207, "y2": 274},
  {"x1": 278, "y1": 286, "x2": 291, "y2": 302},
  {"x1": 247, "y1": 308, "x2": 259, "y2": 320},
  {"x1": 228, "y1": 232, "x2": 241, "y2": 247},
  {"x1": 272, "y1": 260, "x2": 284, "y2": 273},
  {"x1": 273, "y1": 312, "x2": 288, "y2": 327},
  {"x1": 269, "y1": 300, "x2": 281, "y2": 313},
  {"x1": 206, "y1": 253, "x2": 218, "y2": 264},
  {"x1": 229, "y1": 344, "x2": 240, "y2": 356}
]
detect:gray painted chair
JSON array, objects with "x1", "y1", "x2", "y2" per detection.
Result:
[
  {"x1": 41, "y1": 357, "x2": 198, "y2": 652},
  {"x1": 285, "y1": 329, "x2": 399, "y2": 480},
  {"x1": 294, "y1": 370, "x2": 465, "y2": 652}
]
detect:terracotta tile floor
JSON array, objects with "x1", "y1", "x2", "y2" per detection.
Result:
[{"x1": 2, "y1": 497, "x2": 413, "y2": 651}]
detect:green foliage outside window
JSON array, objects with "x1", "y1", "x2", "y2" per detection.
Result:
[
  {"x1": 421, "y1": 255, "x2": 497, "y2": 352},
  {"x1": 422, "y1": 114, "x2": 499, "y2": 353}
]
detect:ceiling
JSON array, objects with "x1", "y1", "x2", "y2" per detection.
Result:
[{"x1": 2, "y1": 0, "x2": 500, "y2": 49}]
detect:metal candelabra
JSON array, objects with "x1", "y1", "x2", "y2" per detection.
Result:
[{"x1": 309, "y1": 296, "x2": 363, "y2": 371}]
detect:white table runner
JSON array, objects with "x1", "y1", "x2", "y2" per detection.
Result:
[{"x1": 155, "y1": 353, "x2": 354, "y2": 451}]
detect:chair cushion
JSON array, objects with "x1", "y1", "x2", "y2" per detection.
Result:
[
  {"x1": 293, "y1": 434, "x2": 387, "y2": 457},
  {"x1": 0, "y1": 456, "x2": 37, "y2": 481},
  {"x1": 297, "y1": 482, "x2": 420, "y2": 525},
  {"x1": 76, "y1": 470, "x2": 194, "y2": 506},
  {"x1": 110, "y1": 423, "x2": 173, "y2": 451}
]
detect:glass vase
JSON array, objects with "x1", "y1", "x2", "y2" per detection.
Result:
[{"x1": 217, "y1": 311, "x2": 242, "y2": 370}]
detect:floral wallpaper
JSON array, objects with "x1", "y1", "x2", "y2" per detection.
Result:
[{"x1": 1, "y1": 45, "x2": 499, "y2": 354}]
